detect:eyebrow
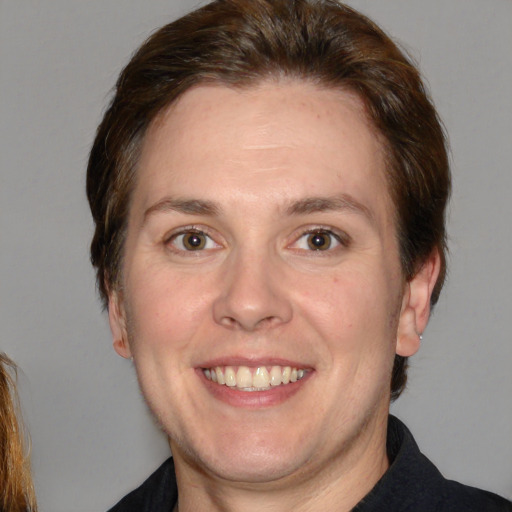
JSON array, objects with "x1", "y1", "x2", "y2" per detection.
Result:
[
  {"x1": 143, "y1": 194, "x2": 374, "y2": 224},
  {"x1": 143, "y1": 197, "x2": 220, "y2": 222},
  {"x1": 285, "y1": 195, "x2": 375, "y2": 224}
]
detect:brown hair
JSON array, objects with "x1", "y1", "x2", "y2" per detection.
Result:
[
  {"x1": 0, "y1": 354, "x2": 37, "y2": 512},
  {"x1": 87, "y1": 0, "x2": 450, "y2": 399}
]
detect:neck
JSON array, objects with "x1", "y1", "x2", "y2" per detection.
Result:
[{"x1": 171, "y1": 413, "x2": 389, "y2": 512}]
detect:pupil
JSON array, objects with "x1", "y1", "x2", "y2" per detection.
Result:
[
  {"x1": 309, "y1": 233, "x2": 330, "y2": 250},
  {"x1": 185, "y1": 233, "x2": 204, "y2": 249}
]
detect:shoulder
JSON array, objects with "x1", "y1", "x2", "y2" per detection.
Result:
[
  {"x1": 354, "y1": 416, "x2": 512, "y2": 512},
  {"x1": 391, "y1": 416, "x2": 512, "y2": 511},
  {"x1": 432, "y1": 479, "x2": 512, "y2": 512},
  {"x1": 107, "y1": 457, "x2": 177, "y2": 512}
]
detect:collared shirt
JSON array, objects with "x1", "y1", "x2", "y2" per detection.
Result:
[{"x1": 108, "y1": 416, "x2": 512, "y2": 511}]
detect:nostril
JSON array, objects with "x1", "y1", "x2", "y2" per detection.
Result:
[
  {"x1": 255, "y1": 316, "x2": 280, "y2": 329},
  {"x1": 211, "y1": 267, "x2": 293, "y2": 331},
  {"x1": 218, "y1": 314, "x2": 281, "y2": 331},
  {"x1": 219, "y1": 316, "x2": 238, "y2": 328}
]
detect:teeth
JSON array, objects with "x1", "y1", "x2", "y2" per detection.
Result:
[
  {"x1": 270, "y1": 366, "x2": 282, "y2": 386},
  {"x1": 224, "y1": 366, "x2": 236, "y2": 387},
  {"x1": 203, "y1": 365, "x2": 307, "y2": 390},
  {"x1": 215, "y1": 367, "x2": 225, "y2": 385},
  {"x1": 236, "y1": 366, "x2": 252, "y2": 388},
  {"x1": 253, "y1": 367, "x2": 270, "y2": 389}
]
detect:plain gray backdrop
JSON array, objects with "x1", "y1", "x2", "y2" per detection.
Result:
[{"x1": 1, "y1": 1, "x2": 511, "y2": 511}]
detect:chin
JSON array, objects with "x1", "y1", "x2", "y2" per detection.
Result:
[
  {"x1": 173, "y1": 428, "x2": 312, "y2": 485},
  {"x1": 206, "y1": 450, "x2": 306, "y2": 484}
]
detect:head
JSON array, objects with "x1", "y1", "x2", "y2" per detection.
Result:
[{"x1": 87, "y1": 0, "x2": 449, "y2": 402}]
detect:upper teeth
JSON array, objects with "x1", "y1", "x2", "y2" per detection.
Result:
[{"x1": 203, "y1": 365, "x2": 306, "y2": 390}]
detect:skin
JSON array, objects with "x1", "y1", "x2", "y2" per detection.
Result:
[{"x1": 109, "y1": 80, "x2": 440, "y2": 512}]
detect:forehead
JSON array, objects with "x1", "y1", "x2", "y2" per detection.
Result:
[{"x1": 133, "y1": 80, "x2": 392, "y2": 225}]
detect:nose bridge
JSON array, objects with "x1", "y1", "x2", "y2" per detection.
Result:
[{"x1": 212, "y1": 243, "x2": 292, "y2": 331}]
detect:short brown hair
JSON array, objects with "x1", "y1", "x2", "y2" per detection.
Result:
[{"x1": 87, "y1": 0, "x2": 450, "y2": 400}]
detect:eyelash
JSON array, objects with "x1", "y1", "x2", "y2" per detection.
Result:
[
  {"x1": 163, "y1": 226, "x2": 350, "y2": 255},
  {"x1": 291, "y1": 228, "x2": 350, "y2": 253},
  {"x1": 165, "y1": 226, "x2": 220, "y2": 254}
]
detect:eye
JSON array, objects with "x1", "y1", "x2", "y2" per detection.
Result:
[
  {"x1": 168, "y1": 230, "x2": 218, "y2": 252},
  {"x1": 293, "y1": 229, "x2": 344, "y2": 252},
  {"x1": 306, "y1": 232, "x2": 334, "y2": 251}
]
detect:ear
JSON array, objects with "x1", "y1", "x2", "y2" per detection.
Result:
[
  {"x1": 108, "y1": 291, "x2": 132, "y2": 359},
  {"x1": 396, "y1": 249, "x2": 441, "y2": 357}
]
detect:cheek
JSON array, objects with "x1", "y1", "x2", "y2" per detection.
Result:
[
  {"x1": 296, "y1": 266, "x2": 400, "y2": 356},
  {"x1": 124, "y1": 265, "x2": 212, "y2": 353}
]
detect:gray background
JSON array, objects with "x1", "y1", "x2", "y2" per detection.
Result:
[{"x1": 1, "y1": 1, "x2": 511, "y2": 510}]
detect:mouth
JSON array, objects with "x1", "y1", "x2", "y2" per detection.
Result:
[{"x1": 202, "y1": 365, "x2": 308, "y2": 391}]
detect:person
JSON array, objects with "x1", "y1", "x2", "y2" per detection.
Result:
[
  {"x1": 86, "y1": 0, "x2": 512, "y2": 510},
  {"x1": 0, "y1": 354, "x2": 37, "y2": 512}
]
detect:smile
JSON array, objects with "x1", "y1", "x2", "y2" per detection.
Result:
[{"x1": 202, "y1": 365, "x2": 308, "y2": 391}]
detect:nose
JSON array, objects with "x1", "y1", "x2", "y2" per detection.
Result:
[{"x1": 212, "y1": 250, "x2": 293, "y2": 331}]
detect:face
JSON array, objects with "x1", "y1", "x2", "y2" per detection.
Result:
[{"x1": 109, "y1": 81, "x2": 436, "y2": 487}]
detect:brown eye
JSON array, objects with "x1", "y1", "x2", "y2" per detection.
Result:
[
  {"x1": 182, "y1": 232, "x2": 206, "y2": 250},
  {"x1": 307, "y1": 232, "x2": 332, "y2": 251},
  {"x1": 170, "y1": 230, "x2": 217, "y2": 252}
]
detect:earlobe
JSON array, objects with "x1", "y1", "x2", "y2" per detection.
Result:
[
  {"x1": 108, "y1": 292, "x2": 132, "y2": 359},
  {"x1": 396, "y1": 249, "x2": 441, "y2": 357}
]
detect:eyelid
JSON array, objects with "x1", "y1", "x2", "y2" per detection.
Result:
[
  {"x1": 164, "y1": 225, "x2": 222, "y2": 253},
  {"x1": 164, "y1": 224, "x2": 204, "y2": 241},
  {"x1": 289, "y1": 226, "x2": 351, "y2": 251}
]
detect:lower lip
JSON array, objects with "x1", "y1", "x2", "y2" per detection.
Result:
[{"x1": 197, "y1": 369, "x2": 311, "y2": 408}]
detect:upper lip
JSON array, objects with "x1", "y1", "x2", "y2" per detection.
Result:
[{"x1": 196, "y1": 355, "x2": 312, "y2": 369}]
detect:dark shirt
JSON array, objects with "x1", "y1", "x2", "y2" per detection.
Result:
[{"x1": 108, "y1": 416, "x2": 512, "y2": 511}]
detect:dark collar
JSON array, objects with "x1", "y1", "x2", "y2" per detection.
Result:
[
  {"x1": 352, "y1": 415, "x2": 511, "y2": 511},
  {"x1": 352, "y1": 415, "x2": 442, "y2": 510},
  {"x1": 109, "y1": 415, "x2": 511, "y2": 511}
]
